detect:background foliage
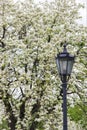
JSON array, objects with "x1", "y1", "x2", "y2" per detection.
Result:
[{"x1": 0, "y1": 0, "x2": 87, "y2": 130}]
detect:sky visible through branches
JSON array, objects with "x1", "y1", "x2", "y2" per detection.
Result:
[
  {"x1": 14, "y1": 0, "x2": 87, "y2": 26},
  {"x1": 34, "y1": 0, "x2": 87, "y2": 26}
]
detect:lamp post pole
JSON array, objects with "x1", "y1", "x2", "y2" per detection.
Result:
[
  {"x1": 62, "y1": 77, "x2": 67, "y2": 130},
  {"x1": 56, "y1": 44, "x2": 75, "y2": 130}
]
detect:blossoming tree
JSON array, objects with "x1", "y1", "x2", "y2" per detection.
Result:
[{"x1": 0, "y1": 0, "x2": 87, "y2": 130}]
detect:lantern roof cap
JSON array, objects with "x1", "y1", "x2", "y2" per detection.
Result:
[{"x1": 57, "y1": 44, "x2": 75, "y2": 59}]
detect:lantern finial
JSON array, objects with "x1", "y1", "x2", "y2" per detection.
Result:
[{"x1": 63, "y1": 44, "x2": 67, "y2": 53}]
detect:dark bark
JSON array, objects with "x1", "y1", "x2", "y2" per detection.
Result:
[
  {"x1": 31, "y1": 99, "x2": 40, "y2": 115},
  {"x1": 29, "y1": 100, "x2": 40, "y2": 130},
  {"x1": 24, "y1": 63, "x2": 28, "y2": 73},
  {"x1": 0, "y1": 40, "x2": 5, "y2": 48},
  {"x1": 0, "y1": 25, "x2": 6, "y2": 48},
  {"x1": 47, "y1": 35, "x2": 51, "y2": 42},
  {"x1": 19, "y1": 87, "x2": 26, "y2": 121},
  {"x1": 2, "y1": 25, "x2": 6, "y2": 39},
  {"x1": 30, "y1": 121, "x2": 38, "y2": 130},
  {"x1": 19, "y1": 100, "x2": 25, "y2": 121},
  {"x1": 3, "y1": 93, "x2": 17, "y2": 130}
]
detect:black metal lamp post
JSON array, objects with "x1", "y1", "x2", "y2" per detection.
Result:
[{"x1": 56, "y1": 44, "x2": 75, "y2": 130}]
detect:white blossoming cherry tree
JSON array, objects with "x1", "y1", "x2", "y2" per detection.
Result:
[{"x1": 0, "y1": 0, "x2": 87, "y2": 130}]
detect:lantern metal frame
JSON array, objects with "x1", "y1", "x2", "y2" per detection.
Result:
[{"x1": 56, "y1": 44, "x2": 75, "y2": 82}]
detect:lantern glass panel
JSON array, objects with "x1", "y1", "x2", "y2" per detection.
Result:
[
  {"x1": 60, "y1": 59, "x2": 67, "y2": 75},
  {"x1": 56, "y1": 58, "x2": 60, "y2": 74},
  {"x1": 67, "y1": 60, "x2": 74, "y2": 75}
]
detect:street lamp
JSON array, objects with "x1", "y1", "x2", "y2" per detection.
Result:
[{"x1": 56, "y1": 44, "x2": 75, "y2": 130}]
